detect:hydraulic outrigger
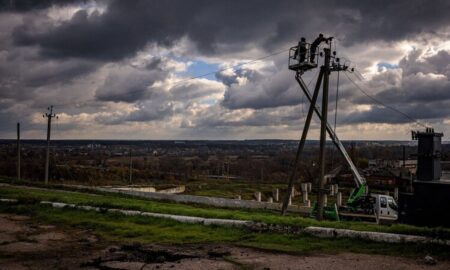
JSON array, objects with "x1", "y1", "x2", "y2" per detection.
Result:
[{"x1": 282, "y1": 34, "x2": 397, "y2": 223}]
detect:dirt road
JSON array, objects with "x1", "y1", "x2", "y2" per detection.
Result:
[{"x1": 0, "y1": 213, "x2": 447, "y2": 270}]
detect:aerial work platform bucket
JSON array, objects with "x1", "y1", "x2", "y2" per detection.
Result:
[{"x1": 288, "y1": 44, "x2": 318, "y2": 72}]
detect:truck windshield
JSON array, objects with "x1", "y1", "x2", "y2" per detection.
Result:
[{"x1": 388, "y1": 198, "x2": 397, "y2": 211}]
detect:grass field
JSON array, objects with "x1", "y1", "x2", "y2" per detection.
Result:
[
  {"x1": 1, "y1": 201, "x2": 450, "y2": 259},
  {"x1": 1, "y1": 185, "x2": 450, "y2": 240}
]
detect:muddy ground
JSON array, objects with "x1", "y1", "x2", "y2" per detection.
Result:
[{"x1": 0, "y1": 213, "x2": 448, "y2": 270}]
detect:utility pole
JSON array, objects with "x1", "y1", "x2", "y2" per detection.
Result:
[
  {"x1": 285, "y1": 35, "x2": 352, "y2": 219},
  {"x1": 402, "y1": 145, "x2": 406, "y2": 168},
  {"x1": 281, "y1": 69, "x2": 324, "y2": 214},
  {"x1": 43, "y1": 106, "x2": 57, "y2": 185},
  {"x1": 17, "y1": 122, "x2": 20, "y2": 182},
  {"x1": 129, "y1": 147, "x2": 133, "y2": 184},
  {"x1": 316, "y1": 48, "x2": 332, "y2": 220}
]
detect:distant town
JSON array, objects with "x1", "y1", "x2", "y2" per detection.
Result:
[{"x1": 2, "y1": 139, "x2": 448, "y2": 189}]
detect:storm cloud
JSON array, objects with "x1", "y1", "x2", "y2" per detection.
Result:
[
  {"x1": 1, "y1": 0, "x2": 450, "y2": 139},
  {"x1": 12, "y1": 1, "x2": 450, "y2": 60}
]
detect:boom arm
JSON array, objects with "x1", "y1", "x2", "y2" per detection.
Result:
[{"x1": 295, "y1": 74, "x2": 367, "y2": 188}]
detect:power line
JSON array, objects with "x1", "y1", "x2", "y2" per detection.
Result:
[
  {"x1": 344, "y1": 71, "x2": 427, "y2": 128},
  {"x1": 334, "y1": 70, "x2": 340, "y2": 132},
  {"x1": 55, "y1": 48, "x2": 290, "y2": 108}
]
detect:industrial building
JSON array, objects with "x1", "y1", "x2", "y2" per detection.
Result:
[{"x1": 399, "y1": 129, "x2": 450, "y2": 226}]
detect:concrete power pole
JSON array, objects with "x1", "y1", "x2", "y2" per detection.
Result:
[
  {"x1": 316, "y1": 48, "x2": 332, "y2": 221},
  {"x1": 17, "y1": 122, "x2": 20, "y2": 182},
  {"x1": 44, "y1": 106, "x2": 57, "y2": 185}
]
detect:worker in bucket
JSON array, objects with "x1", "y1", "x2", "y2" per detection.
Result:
[
  {"x1": 310, "y1": 33, "x2": 331, "y2": 63},
  {"x1": 298, "y1": 37, "x2": 307, "y2": 63}
]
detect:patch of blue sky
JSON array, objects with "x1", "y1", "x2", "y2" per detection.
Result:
[
  {"x1": 183, "y1": 60, "x2": 220, "y2": 81},
  {"x1": 377, "y1": 62, "x2": 399, "y2": 70}
]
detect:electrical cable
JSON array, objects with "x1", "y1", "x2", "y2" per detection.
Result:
[
  {"x1": 344, "y1": 71, "x2": 427, "y2": 128},
  {"x1": 54, "y1": 47, "x2": 290, "y2": 108},
  {"x1": 334, "y1": 70, "x2": 340, "y2": 132},
  {"x1": 330, "y1": 69, "x2": 340, "y2": 169}
]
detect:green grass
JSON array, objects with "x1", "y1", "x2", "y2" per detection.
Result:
[
  {"x1": 1, "y1": 185, "x2": 450, "y2": 240},
  {"x1": 0, "y1": 203, "x2": 449, "y2": 259},
  {"x1": 184, "y1": 180, "x2": 286, "y2": 200}
]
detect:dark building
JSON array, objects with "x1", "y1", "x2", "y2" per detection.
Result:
[
  {"x1": 416, "y1": 129, "x2": 442, "y2": 181},
  {"x1": 399, "y1": 128, "x2": 450, "y2": 226}
]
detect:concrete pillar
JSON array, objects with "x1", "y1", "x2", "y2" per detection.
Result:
[
  {"x1": 254, "y1": 192, "x2": 261, "y2": 202},
  {"x1": 267, "y1": 197, "x2": 273, "y2": 203},
  {"x1": 273, "y1": 189, "x2": 279, "y2": 202},
  {"x1": 336, "y1": 192, "x2": 342, "y2": 207},
  {"x1": 334, "y1": 184, "x2": 339, "y2": 194},
  {"x1": 329, "y1": 185, "x2": 335, "y2": 196},
  {"x1": 394, "y1": 188, "x2": 399, "y2": 201},
  {"x1": 301, "y1": 183, "x2": 307, "y2": 192},
  {"x1": 307, "y1": 182, "x2": 312, "y2": 193},
  {"x1": 291, "y1": 186, "x2": 295, "y2": 199},
  {"x1": 288, "y1": 196, "x2": 292, "y2": 206},
  {"x1": 235, "y1": 195, "x2": 241, "y2": 200},
  {"x1": 303, "y1": 191, "x2": 308, "y2": 203},
  {"x1": 304, "y1": 200, "x2": 311, "y2": 207},
  {"x1": 323, "y1": 194, "x2": 327, "y2": 206}
]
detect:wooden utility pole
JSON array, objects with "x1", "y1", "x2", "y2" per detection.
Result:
[
  {"x1": 316, "y1": 48, "x2": 332, "y2": 221},
  {"x1": 44, "y1": 106, "x2": 57, "y2": 185},
  {"x1": 402, "y1": 145, "x2": 406, "y2": 168},
  {"x1": 17, "y1": 122, "x2": 20, "y2": 182},
  {"x1": 281, "y1": 69, "x2": 324, "y2": 214},
  {"x1": 285, "y1": 35, "x2": 358, "y2": 220},
  {"x1": 129, "y1": 147, "x2": 133, "y2": 184}
]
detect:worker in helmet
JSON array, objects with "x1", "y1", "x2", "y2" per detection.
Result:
[
  {"x1": 293, "y1": 37, "x2": 307, "y2": 64},
  {"x1": 310, "y1": 33, "x2": 331, "y2": 63},
  {"x1": 298, "y1": 37, "x2": 307, "y2": 63}
]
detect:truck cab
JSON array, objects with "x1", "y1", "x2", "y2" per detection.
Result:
[{"x1": 371, "y1": 194, "x2": 398, "y2": 223}]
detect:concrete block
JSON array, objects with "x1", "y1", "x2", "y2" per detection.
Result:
[
  {"x1": 254, "y1": 192, "x2": 261, "y2": 202},
  {"x1": 302, "y1": 191, "x2": 308, "y2": 203},
  {"x1": 273, "y1": 189, "x2": 279, "y2": 202},
  {"x1": 336, "y1": 192, "x2": 342, "y2": 207},
  {"x1": 301, "y1": 183, "x2": 307, "y2": 192}
]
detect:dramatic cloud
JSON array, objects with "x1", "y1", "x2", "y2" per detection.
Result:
[
  {"x1": 12, "y1": 1, "x2": 450, "y2": 60},
  {"x1": 0, "y1": 0, "x2": 80, "y2": 12},
  {"x1": 1, "y1": 0, "x2": 450, "y2": 140}
]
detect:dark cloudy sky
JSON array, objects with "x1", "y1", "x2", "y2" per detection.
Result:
[{"x1": 1, "y1": 0, "x2": 450, "y2": 140}]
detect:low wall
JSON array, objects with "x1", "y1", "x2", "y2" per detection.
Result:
[
  {"x1": 113, "y1": 187, "x2": 156, "y2": 193},
  {"x1": 95, "y1": 187, "x2": 310, "y2": 214},
  {"x1": 157, "y1": 185, "x2": 185, "y2": 194},
  {"x1": 3, "y1": 198, "x2": 448, "y2": 246}
]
